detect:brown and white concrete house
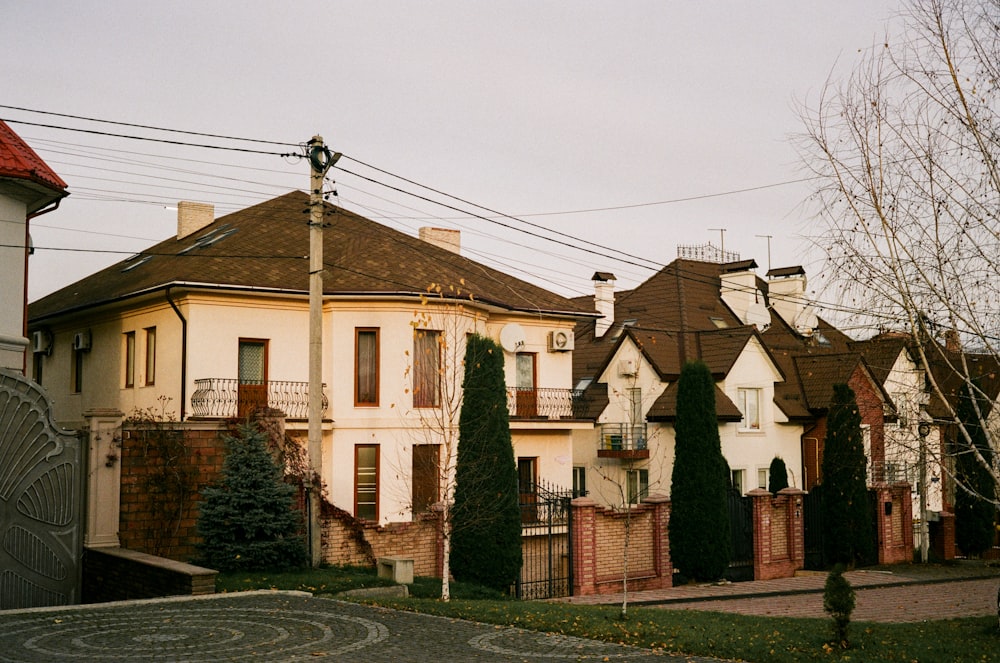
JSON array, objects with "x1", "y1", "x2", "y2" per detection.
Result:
[
  {"x1": 28, "y1": 192, "x2": 597, "y2": 540},
  {"x1": 572, "y1": 256, "x2": 900, "y2": 508}
]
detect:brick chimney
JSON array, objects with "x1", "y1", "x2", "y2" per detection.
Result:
[
  {"x1": 593, "y1": 272, "x2": 616, "y2": 338},
  {"x1": 177, "y1": 201, "x2": 215, "y2": 240},
  {"x1": 419, "y1": 227, "x2": 461, "y2": 254}
]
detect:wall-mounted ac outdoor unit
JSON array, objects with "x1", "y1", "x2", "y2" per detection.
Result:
[
  {"x1": 547, "y1": 330, "x2": 574, "y2": 352},
  {"x1": 72, "y1": 331, "x2": 92, "y2": 352},
  {"x1": 31, "y1": 330, "x2": 52, "y2": 355},
  {"x1": 618, "y1": 358, "x2": 637, "y2": 376}
]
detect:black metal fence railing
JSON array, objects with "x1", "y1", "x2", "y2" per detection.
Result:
[
  {"x1": 190, "y1": 378, "x2": 328, "y2": 419},
  {"x1": 518, "y1": 478, "x2": 574, "y2": 599},
  {"x1": 598, "y1": 422, "x2": 648, "y2": 451}
]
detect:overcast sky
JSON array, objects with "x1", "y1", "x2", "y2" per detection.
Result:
[{"x1": 5, "y1": 1, "x2": 899, "y2": 304}]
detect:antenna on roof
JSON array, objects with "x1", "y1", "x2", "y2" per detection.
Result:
[{"x1": 755, "y1": 234, "x2": 772, "y2": 271}]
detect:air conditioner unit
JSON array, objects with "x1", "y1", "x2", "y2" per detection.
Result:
[
  {"x1": 72, "y1": 331, "x2": 92, "y2": 352},
  {"x1": 618, "y1": 358, "x2": 637, "y2": 376},
  {"x1": 31, "y1": 330, "x2": 52, "y2": 355},
  {"x1": 547, "y1": 329, "x2": 574, "y2": 352}
]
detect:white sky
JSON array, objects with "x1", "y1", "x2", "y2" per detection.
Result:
[{"x1": 4, "y1": 1, "x2": 899, "y2": 304}]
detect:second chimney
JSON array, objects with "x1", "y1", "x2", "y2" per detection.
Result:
[{"x1": 177, "y1": 201, "x2": 215, "y2": 240}]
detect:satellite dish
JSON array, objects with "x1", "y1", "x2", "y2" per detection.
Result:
[
  {"x1": 746, "y1": 302, "x2": 771, "y2": 329},
  {"x1": 499, "y1": 323, "x2": 526, "y2": 352}
]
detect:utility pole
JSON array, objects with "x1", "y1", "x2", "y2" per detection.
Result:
[{"x1": 306, "y1": 135, "x2": 339, "y2": 567}]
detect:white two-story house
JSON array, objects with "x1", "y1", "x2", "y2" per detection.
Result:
[{"x1": 28, "y1": 191, "x2": 597, "y2": 525}]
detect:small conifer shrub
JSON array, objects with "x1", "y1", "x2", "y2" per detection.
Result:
[
  {"x1": 823, "y1": 564, "x2": 856, "y2": 648},
  {"x1": 197, "y1": 423, "x2": 307, "y2": 572}
]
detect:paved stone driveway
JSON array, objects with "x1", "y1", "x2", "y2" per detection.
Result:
[{"x1": 0, "y1": 592, "x2": 722, "y2": 662}]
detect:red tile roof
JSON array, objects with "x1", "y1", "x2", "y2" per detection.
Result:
[{"x1": 0, "y1": 120, "x2": 68, "y2": 193}]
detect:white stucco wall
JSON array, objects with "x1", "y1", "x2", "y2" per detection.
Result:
[{"x1": 0, "y1": 195, "x2": 28, "y2": 371}]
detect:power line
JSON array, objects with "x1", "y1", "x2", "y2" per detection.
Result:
[{"x1": 1, "y1": 105, "x2": 298, "y2": 147}]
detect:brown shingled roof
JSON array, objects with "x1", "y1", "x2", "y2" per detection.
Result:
[{"x1": 29, "y1": 191, "x2": 595, "y2": 321}]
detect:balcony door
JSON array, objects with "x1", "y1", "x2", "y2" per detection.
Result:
[
  {"x1": 238, "y1": 339, "x2": 268, "y2": 417},
  {"x1": 515, "y1": 352, "x2": 537, "y2": 418}
]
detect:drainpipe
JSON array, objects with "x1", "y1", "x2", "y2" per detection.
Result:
[{"x1": 165, "y1": 286, "x2": 187, "y2": 420}]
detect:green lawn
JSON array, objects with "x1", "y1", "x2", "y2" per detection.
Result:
[{"x1": 218, "y1": 567, "x2": 1000, "y2": 662}]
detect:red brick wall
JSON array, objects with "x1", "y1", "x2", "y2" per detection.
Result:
[
  {"x1": 571, "y1": 495, "x2": 672, "y2": 596},
  {"x1": 749, "y1": 488, "x2": 805, "y2": 580},
  {"x1": 119, "y1": 423, "x2": 227, "y2": 562},
  {"x1": 320, "y1": 509, "x2": 442, "y2": 577},
  {"x1": 872, "y1": 482, "x2": 914, "y2": 564},
  {"x1": 850, "y1": 370, "x2": 887, "y2": 482}
]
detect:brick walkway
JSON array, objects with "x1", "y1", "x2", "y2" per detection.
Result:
[{"x1": 559, "y1": 562, "x2": 1000, "y2": 623}]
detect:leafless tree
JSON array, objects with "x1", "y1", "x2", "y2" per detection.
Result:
[
  {"x1": 798, "y1": 0, "x2": 1000, "y2": 504},
  {"x1": 398, "y1": 282, "x2": 484, "y2": 601}
]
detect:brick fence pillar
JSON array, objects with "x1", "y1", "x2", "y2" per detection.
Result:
[
  {"x1": 779, "y1": 487, "x2": 806, "y2": 571},
  {"x1": 571, "y1": 496, "x2": 597, "y2": 596},
  {"x1": 644, "y1": 493, "x2": 672, "y2": 589},
  {"x1": 748, "y1": 488, "x2": 772, "y2": 580}
]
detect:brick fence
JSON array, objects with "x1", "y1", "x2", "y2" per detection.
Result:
[
  {"x1": 747, "y1": 487, "x2": 805, "y2": 581},
  {"x1": 571, "y1": 494, "x2": 672, "y2": 596},
  {"x1": 871, "y1": 482, "x2": 915, "y2": 564}
]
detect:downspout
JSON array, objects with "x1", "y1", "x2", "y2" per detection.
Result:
[
  {"x1": 165, "y1": 286, "x2": 187, "y2": 420},
  {"x1": 23, "y1": 199, "x2": 65, "y2": 375}
]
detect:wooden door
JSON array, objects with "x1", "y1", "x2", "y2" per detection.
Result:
[{"x1": 238, "y1": 339, "x2": 268, "y2": 417}]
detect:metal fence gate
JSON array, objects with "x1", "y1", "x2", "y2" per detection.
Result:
[
  {"x1": 726, "y1": 491, "x2": 754, "y2": 581},
  {"x1": 803, "y1": 488, "x2": 825, "y2": 570},
  {"x1": 517, "y1": 481, "x2": 573, "y2": 599},
  {"x1": 0, "y1": 370, "x2": 83, "y2": 608}
]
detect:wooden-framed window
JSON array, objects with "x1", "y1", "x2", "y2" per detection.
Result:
[
  {"x1": 355, "y1": 328, "x2": 379, "y2": 406},
  {"x1": 737, "y1": 387, "x2": 761, "y2": 431},
  {"x1": 412, "y1": 329, "x2": 441, "y2": 407},
  {"x1": 355, "y1": 444, "x2": 379, "y2": 521},
  {"x1": 124, "y1": 331, "x2": 136, "y2": 388},
  {"x1": 144, "y1": 327, "x2": 156, "y2": 385},
  {"x1": 514, "y1": 352, "x2": 537, "y2": 417},
  {"x1": 411, "y1": 444, "x2": 440, "y2": 516}
]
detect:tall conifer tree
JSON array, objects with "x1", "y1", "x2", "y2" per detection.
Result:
[
  {"x1": 821, "y1": 384, "x2": 874, "y2": 566},
  {"x1": 450, "y1": 334, "x2": 522, "y2": 592},
  {"x1": 954, "y1": 381, "x2": 996, "y2": 557},
  {"x1": 669, "y1": 360, "x2": 731, "y2": 581}
]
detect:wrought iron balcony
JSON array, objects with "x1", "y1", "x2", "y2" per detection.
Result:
[
  {"x1": 598, "y1": 422, "x2": 649, "y2": 459},
  {"x1": 190, "y1": 378, "x2": 328, "y2": 419},
  {"x1": 506, "y1": 387, "x2": 588, "y2": 419}
]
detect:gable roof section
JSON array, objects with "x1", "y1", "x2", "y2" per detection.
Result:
[
  {"x1": 0, "y1": 120, "x2": 68, "y2": 213},
  {"x1": 647, "y1": 382, "x2": 743, "y2": 422},
  {"x1": 29, "y1": 191, "x2": 595, "y2": 321}
]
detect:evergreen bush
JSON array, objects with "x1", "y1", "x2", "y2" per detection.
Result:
[
  {"x1": 669, "y1": 360, "x2": 731, "y2": 581},
  {"x1": 768, "y1": 456, "x2": 789, "y2": 494},
  {"x1": 823, "y1": 564, "x2": 856, "y2": 648},
  {"x1": 196, "y1": 423, "x2": 307, "y2": 572},
  {"x1": 450, "y1": 334, "x2": 522, "y2": 592}
]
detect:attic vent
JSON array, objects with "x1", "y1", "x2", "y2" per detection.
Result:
[{"x1": 121, "y1": 255, "x2": 153, "y2": 272}]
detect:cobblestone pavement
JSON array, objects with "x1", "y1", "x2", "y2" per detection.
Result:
[{"x1": 0, "y1": 592, "x2": 723, "y2": 662}]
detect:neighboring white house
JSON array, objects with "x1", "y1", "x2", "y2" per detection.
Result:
[
  {"x1": 0, "y1": 119, "x2": 68, "y2": 373},
  {"x1": 570, "y1": 259, "x2": 807, "y2": 509},
  {"x1": 29, "y1": 192, "x2": 597, "y2": 525}
]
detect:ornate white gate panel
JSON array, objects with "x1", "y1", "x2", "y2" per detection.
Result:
[{"x1": 0, "y1": 369, "x2": 82, "y2": 608}]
